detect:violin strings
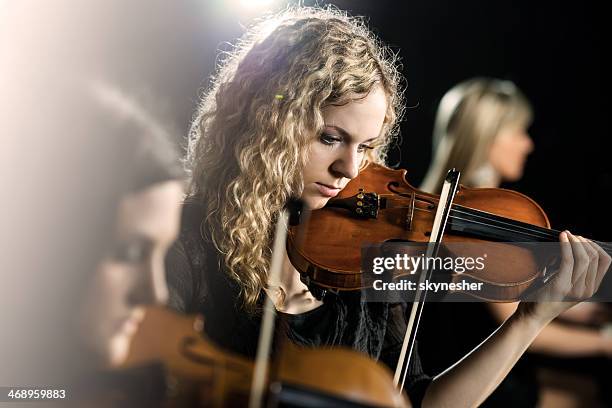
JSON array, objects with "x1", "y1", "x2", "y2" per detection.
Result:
[
  {"x1": 448, "y1": 213, "x2": 556, "y2": 241},
  {"x1": 450, "y1": 211, "x2": 612, "y2": 255},
  {"x1": 387, "y1": 199, "x2": 560, "y2": 241},
  {"x1": 380, "y1": 193, "x2": 558, "y2": 240},
  {"x1": 450, "y1": 206, "x2": 559, "y2": 240},
  {"x1": 414, "y1": 207, "x2": 611, "y2": 254},
  {"x1": 451, "y1": 206, "x2": 612, "y2": 254},
  {"x1": 369, "y1": 194, "x2": 610, "y2": 250},
  {"x1": 448, "y1": 201, "x2": 560, "y2": 240}
]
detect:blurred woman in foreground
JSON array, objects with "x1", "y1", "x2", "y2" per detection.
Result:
[{"x1": 1, "y1": 78, "x2": 184, "y2": 405}]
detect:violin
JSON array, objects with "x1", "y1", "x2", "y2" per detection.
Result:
[
  {"x1": 287, "y1": 161, "x2": 612, "y2": 301},
  {"x1": 121, "y1": 306, "x2": 411, "y2": 407}
]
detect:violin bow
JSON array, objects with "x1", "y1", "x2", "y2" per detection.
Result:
[
  {"x1": 394, "y1": 169, "x2": 461, "y2": 390},
  {"x1": 249, "y1": 206, "x2": 290, "y2": 408}
]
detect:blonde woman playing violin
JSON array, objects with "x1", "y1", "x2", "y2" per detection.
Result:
[{"x1": 166, "y1": 7, "x2": 610, "y2": 407}]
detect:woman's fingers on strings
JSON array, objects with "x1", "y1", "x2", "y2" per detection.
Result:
[
  {"x1": 573, "y1": 236, "x2": 597, "y2": 298},
  {"x1": 567, "y1": 233, "x2": 589, "y2": 289},
  {"x1": 569, "y1": 235, "x2": 599, "y2": 301},
  {"x1": 551, "y1": 231, "x2": 574, "y2": 300},
  {"x1": 590, "y1": 239, "x2": 611, "y2": 293},
  {"x1": 564, "y1": 235, "x2": 612, "y2": 301}
]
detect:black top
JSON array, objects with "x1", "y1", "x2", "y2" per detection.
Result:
[
  {"x1": 165, "y1": 199, "x2": 431, "y2": 407},
  {"x1": 71, "y1": 363, "x2": 168, "y2": 407},
  {"x1": 419, "y1": 301, "x2": 538, "y2": 408}
]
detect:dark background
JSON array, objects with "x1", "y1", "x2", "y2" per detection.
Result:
[{"x1": 124, "y1": 0, "x2": 610, "y2": 241}]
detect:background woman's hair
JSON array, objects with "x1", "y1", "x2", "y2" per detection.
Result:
[
  {"x1": 187, "y1": 6, "x2": 404, "y2": 311},
  {"x1": 89, "y1": 80, "x2": 185, "y2": 195},
  {"x1": 420, "y1": 77, "x2": 532, "y2": 194}
]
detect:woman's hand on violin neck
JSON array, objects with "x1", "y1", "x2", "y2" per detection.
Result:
[{"x1": 517, "y1": 231, "x2": 611, "y2": 326}]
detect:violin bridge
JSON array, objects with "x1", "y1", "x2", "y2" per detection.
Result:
[{"x1": 406, "y1": 192, "x2": 415, "y2": 231}]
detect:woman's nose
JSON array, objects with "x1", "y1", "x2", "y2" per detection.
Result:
[
  {"x1": 331, "y1": 148, "x2": 361, "y2": 180},
  {"x1": 523, "y1": 133, "x2": 534, "y2": 154},
  {"x1": 151, "y1": 260, "x2": 169, "y2": 305},
  {"x1": 128, "y1": 259, "x2": 169, "y2": 306}
]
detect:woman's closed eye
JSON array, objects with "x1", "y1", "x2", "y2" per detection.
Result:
[
  {"x1": 319, "y1": 133, "x2": 342, "y2": 146},
  {"x1": 319, "y1": 133, "x2": 374, "y2": 153},
  {"x1": 110, "y1": 238, "x2": 152, "y2": 264},
  {"x1": 357, "y1": 143, "x2": 375, "y2": 153}
]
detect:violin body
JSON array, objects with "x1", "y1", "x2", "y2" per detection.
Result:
[
  {"x1": 288, "y1": 162, "x2": 553, "y2": 301},
  {"x1": 122, "y1": 306, "x2": 411, "y2": 407},
  {"x1": 122, "y1": 306, "x2": 253, "y2": 406}
]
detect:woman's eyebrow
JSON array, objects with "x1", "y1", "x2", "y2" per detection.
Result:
[{"x1": 324, "y1": 124, "x2": 378, "y2": 143}]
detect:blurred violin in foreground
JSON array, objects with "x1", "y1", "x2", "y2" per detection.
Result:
[{"x1": 119, "y1": 306, "x2": 411, "y2": 407}]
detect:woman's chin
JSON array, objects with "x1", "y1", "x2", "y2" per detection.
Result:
[
  {"x1": 301, "y1": 195, "x2": 330, "y2": 210},
  {"x1": 107, "y1": 331, "x2": 133, "y2": 367},
  {"x1": 106, "y1": 311, "x2": 145, "y2": 367}
]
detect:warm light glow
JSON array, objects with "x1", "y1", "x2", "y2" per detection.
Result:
[
  {"x1": 239, "y1": 0, "x2": 275, "y2": 10},
  {"x1": 224, "y1": 0, "x2": 284, "y2": 18}
]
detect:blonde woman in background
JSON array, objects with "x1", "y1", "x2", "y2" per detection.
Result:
[
  {"x1": 420, "y1": 78, "x2": 612, "y2": 408},
  {"x1": 421, "y1": 78, "x2": 533, "y2": 192}
]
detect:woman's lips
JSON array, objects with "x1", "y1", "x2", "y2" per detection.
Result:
[
  {"x1": 114, "y1": 315, "x2": 138, "y2": 335},
  {"x1": 315, "y1": 182, "x2": 341, "y2": 198}
]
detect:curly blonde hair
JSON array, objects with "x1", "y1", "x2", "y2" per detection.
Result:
[{"x1": 187, "y1": 6, "x2": 404, "y2": 311}]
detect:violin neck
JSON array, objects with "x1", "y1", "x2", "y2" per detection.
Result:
[
  {"x1": 448, "y1": 205, "x2": 612, "y2": 256},
  {"x1": 447, "y1": 205, "x2": 560, "y2": 242}
]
